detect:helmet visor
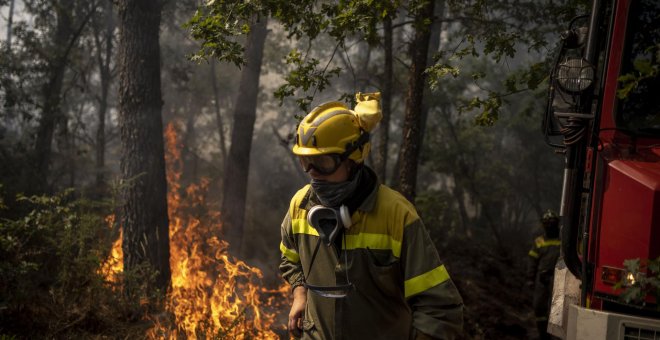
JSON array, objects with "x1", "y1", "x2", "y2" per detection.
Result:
[{"x1": 299, "y1": 154, "x2": 343, "y2": 175}]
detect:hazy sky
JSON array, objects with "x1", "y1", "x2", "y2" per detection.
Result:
[{"x1": 1, "y1": 0, "x2": 26, "y2": 43}]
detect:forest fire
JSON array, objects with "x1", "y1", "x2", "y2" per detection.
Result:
[
  {"x1": 99, "y1": 215, "x2": 122, "y2": 284},
  {"x1": 101, "y1": 122, "x2": 287, "y2": 338}
]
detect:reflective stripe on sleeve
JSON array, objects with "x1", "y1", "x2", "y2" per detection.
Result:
[
  {"x1": 540, "y1": 240, "x2": 560, "y2": 247},
  {"x1": 280, "y1": 242, "x2": 300, "y2": 263},
  {"x1": 345, "y1": 233, "x2": 402, "y2": 257},
  {"x1": 528, "y1": 250, "x2": 539, "y2": 258},
  {"x1": 404, "y1": 265, "x2": 450, "y2": 298},
  {"x1": 290, "y1": 220, "x2": 402, "y2": 257},
  {"x1": 291, "y1": 219, "x2": 319, "y2": 236}
]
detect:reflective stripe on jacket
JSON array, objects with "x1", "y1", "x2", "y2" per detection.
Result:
[
  {"x1": 280, "y1": 183, "x2": 463, "y2": 339},
  {"x1": 527, "y1": 236, "x2": 560, "y2": 283},
  {"x1": 527, "y1": 235, "x2": 560, "y2": 317}
]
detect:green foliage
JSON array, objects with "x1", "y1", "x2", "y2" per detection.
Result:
[
  {"x1": 187, "y1": 0, "x2": 400, "y2": 111},
  {"x1": 274, "y1": 48, "x2": 342, "y2": 112},
  {"x1": 483, "y1": 30, "x2": 519, "y2": 63},
  {"x1": 0, "y1": 29, "x2": 40, "y2": 122},
  {"x1": 1, "y1": 190, "x2": 99, "y2": 304},
  {"x1": 187, "y1": 0, "x2": 585, "y2": 122},
  {"x1": 428, "y1": 0, "x2": 589, "y2": 125},
  {"x1": 186, "y1": 0, "x2": 333, "y2": 66},
  {"x1": 459, "y1": 93, "x2": 502, "y2": 126},
  {"x1": 504, "y1": 62, "x2": 550, "y2": 93},
  {"x1": 617, "y1": 45, "x2": 660, "y2": 99},
  {"x1": 419, "y1": 45, "x2": 564, "y2": 254},
  {"x1": 456, "y1": 62, "x2": 550, "y2": 126},
  {"x1": 427, "y1": 63, "x2": 461, "y2": 89},
  {"x1": 185, "y1": 3, "x2": 259, "y2": 67},
  {"x1": 415, "y1": 190, "x2": 461, "y2": 245},
  {"x1": 331, "y1": 0, "x2": 398, "y2": 45},
  {"x1": 615, "y1": 257, "x2": 660, "y2": 309},
  {"x1": 0, "y1": 188, "x2": 158, "y2": 337}
]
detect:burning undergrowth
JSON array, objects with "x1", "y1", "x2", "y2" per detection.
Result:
[{"x1": 102, "y1": 122, "x2": 288, "y2": 339}]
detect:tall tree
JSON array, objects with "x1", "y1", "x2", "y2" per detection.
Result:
[
  {"x1": 374, "y1": 13, "x2": 393, "y2": 183},
  {"x1": 419, "y1": 0, "x2": 445, "y2": 143},
  {"x1": 116, "y1": 0, "x2": 171, "y2": 292},
  {"x1": 210, "y1": 60, "x2": 228, "y2": 166},
  {"x1": 6, "y1": 0, "x2": 15, "y2": 48},
  {"x1": 397, "y1": 0, "x2": 434, "y2": 201},
  {"x1": 221, "y1": 16, "x2": 268, "y2": 256},
  {"x1": 32, "y1": 0, "x2": 94, "y2": 192},
  {"x1": 93, "y1": 0, "x2": 115, "y2": 197}
]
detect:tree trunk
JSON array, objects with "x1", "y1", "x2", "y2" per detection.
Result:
[
  {"x1": 440, "y1": 108, "x2": 472, "y2": 237},
  {"x1": 210, "y1": 61, "x2": 227, "y2": 166},
  {"x1": 375, "y1": 15, "x2": 393, "y2": 183},
  {"x1": 94, "y1": 0, "x2": 115, "y2": 198},
  {"x1": 397, "y1": 0, "x2": 434, "y2": 201},
  {"x1": 451, "y1": 179, "x2": 471, "y2": 237},
  {"x1": 33, "y1": 0, "x2": 96, "y2": 193},
  {"x1": 182, "y1": 104, "x2": 198, "y2": 186},
  {"x1": 441, "y1": 108, "x2": 503, "y2": 247},
  {"x1": 117, "y1": 0, "x2": 171, "y2": 293},
  {"x1": 63, "y1": 114, "x2": 75, "y2": 188},
  {"x1": 6, "y1": 0, "x2": 15, "y2": 49},
  {"x1": 419, "y1": 0, "x2": 445, "y2": 143},
  {"x1": 33, "y1": 0, "x2": 74, "y2": 193},
  {"x1": 221, "y1": 16, "x2": 268, "y2": 257}
]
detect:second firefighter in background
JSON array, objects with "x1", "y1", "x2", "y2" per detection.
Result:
[{"x1": 527, "y1": 210, "x2": 561, "y2": 340}]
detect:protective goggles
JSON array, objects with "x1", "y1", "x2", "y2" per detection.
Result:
[{"x1": 298, "y1": 154, "x2": 345, "y2": 175}]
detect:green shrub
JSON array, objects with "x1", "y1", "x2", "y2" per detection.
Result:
[
  {"x1": 0, "y1": 189, "x2": 156, "y2": 338},
  {"x1": 616, "y1": 257, "x2": 660, "y2": 310}
]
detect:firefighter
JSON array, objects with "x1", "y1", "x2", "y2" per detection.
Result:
[
  {"x1": 526, "y1": 209, "x2": 561, "y2": 340},
  {"x1": 279, "y1": 92, "x2": 464, "y2": 339}
]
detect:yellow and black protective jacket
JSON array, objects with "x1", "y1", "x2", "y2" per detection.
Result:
[
  {"x1": 279, "y1": 183, "x2": 463, "y2": 339},
  {"x1": 527, "y1": 235, "x2": 560, "y2": 318},
  {"x1": 527, "y1": 235, "x2": 560, "y2": 286}
]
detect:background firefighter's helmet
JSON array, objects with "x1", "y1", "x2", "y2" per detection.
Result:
[
  {"x1": 292, "y1": 92, "x2": 382, "y2": 163},
  {"x1": 541, "y1": 209, "x2": 559, "y2": 227}
]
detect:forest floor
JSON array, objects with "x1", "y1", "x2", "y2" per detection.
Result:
[{"x1": 440, "y1": 237, "x2": 539, "y2": 340}]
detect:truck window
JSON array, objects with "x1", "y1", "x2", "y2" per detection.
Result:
[{"x1": 617, "y1": 0, "x2": 660, "y2": 134}]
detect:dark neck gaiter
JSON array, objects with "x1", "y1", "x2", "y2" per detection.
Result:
[
  {"x1": 311, "y1": 168, "x2": 362, "y2": 208},
  {"x1": 310, "y1": 165, "x2": 377, "y2": 212}
]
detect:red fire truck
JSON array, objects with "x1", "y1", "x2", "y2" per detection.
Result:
[{"x1": 543, "y1": 0, "x2": 660, "y2": 338}]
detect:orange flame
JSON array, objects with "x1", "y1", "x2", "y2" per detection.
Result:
[
  {"x1": 103, "y1": 122, "x2": 288, "y2": 338},
  {"x1": 99, "y1": 215, "x2": 122, "y2": 284}
]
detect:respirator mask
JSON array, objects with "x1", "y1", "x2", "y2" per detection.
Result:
[{"x1": 303, "y1": 205, "x2": 354, "y2": 298}]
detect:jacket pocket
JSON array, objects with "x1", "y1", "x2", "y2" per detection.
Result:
[{"x1": 364, "y1": 247, "x2": 403, "y2": 298}]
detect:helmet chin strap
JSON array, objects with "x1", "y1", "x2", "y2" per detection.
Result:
[{"x1": 340, "y1": 131, "x2": 370, "y2": 161}]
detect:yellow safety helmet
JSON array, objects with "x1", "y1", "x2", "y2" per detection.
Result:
[
  {"x1": 542, "y1": 209, "x2": 559, "y2": 226},
  {"x1": 292, "y1": 92, "x2": 382, "y2": 164}
]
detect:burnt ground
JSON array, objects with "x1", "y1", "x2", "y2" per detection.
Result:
[{"x1": 439, "y1": 236, "x2": 539, "y2": 340}]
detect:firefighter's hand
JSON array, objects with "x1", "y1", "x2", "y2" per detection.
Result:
[{"x1": 288, "y1": 285, "x2": 307, "y2": 338}]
